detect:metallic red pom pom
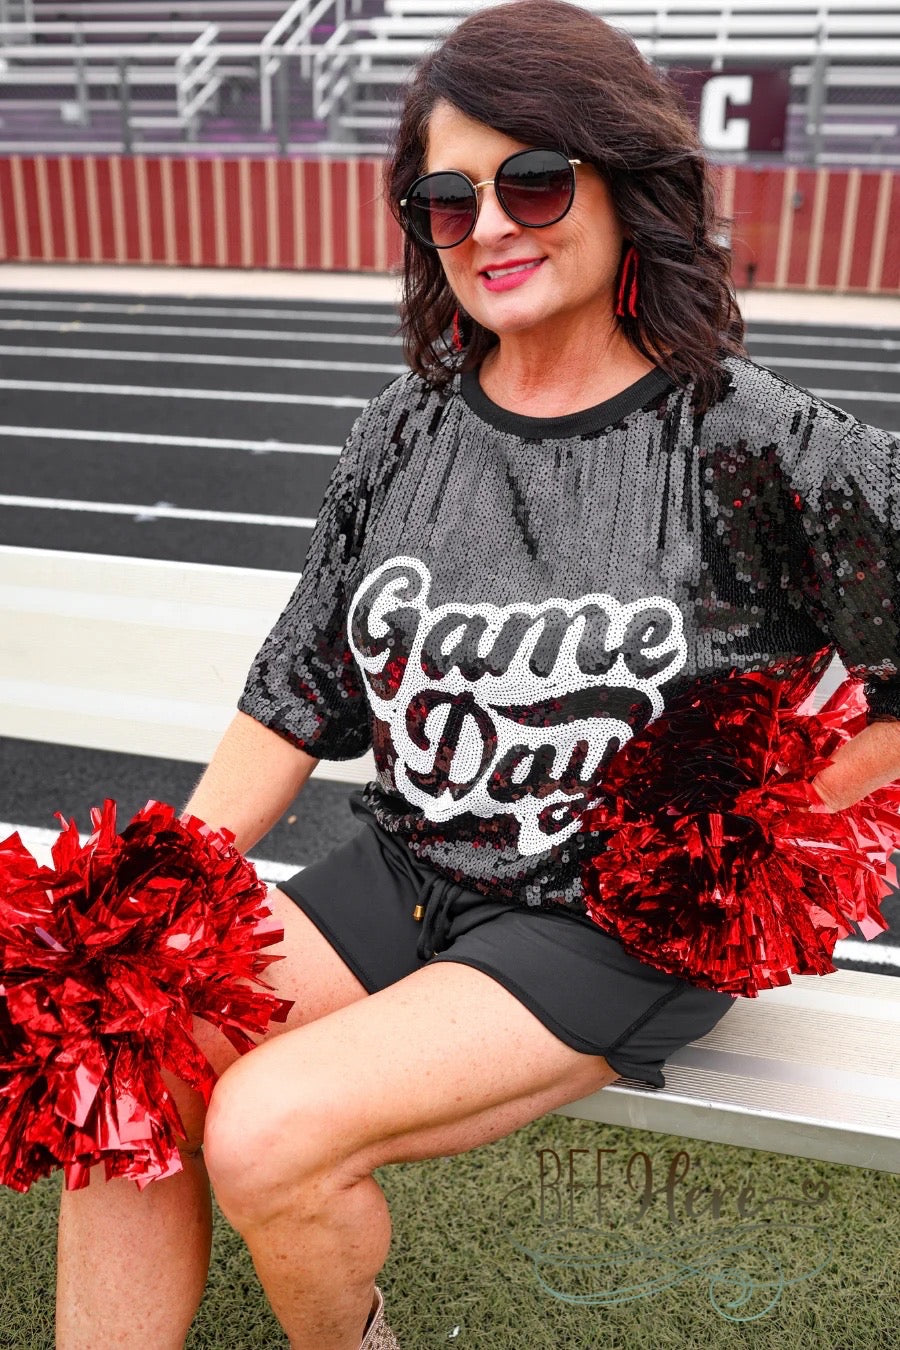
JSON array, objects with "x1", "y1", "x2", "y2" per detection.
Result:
[
  {"x1": 579, "y1": 667, "x2": 900, "y2": 997},
  {"x1": 0, "y1": 799, "x2": 294, "y2": 1192}
]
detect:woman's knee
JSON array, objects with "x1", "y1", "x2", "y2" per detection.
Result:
[{"x1": 201, "y1": 1052, "x2": 346, "y2": 1228}]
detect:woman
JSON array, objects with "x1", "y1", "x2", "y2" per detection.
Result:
[{"x1": 55, "y1": 2, "x2": 900, "y2": 1347}]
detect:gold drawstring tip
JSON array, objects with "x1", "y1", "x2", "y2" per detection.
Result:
[{"x1": 412, "y1": 903, "x2": 425, "y2": 921}]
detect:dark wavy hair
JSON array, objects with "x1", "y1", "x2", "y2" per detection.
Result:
[{"x1": 384, "y1": 0, "x2": 746, "y2": 412}]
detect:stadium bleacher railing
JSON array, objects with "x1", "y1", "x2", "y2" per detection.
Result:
[{"x1": 0, "y1": 1, "x2": 897, "y2": 166}]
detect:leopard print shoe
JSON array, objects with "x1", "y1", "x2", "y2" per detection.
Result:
[{"x1": 359, "y1": 1286, "x2": 400, "y2": 1349}]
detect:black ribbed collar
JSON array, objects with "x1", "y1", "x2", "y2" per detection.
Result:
[{"x1": 459, "y1": 363, "x2": 677, "y2": 438}]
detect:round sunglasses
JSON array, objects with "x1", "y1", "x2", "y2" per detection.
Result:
[{"x1": 400, "y1": 147, "x2": 582, "y2": 250}]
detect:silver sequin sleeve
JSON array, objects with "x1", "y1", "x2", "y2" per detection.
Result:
[
  {"x1": 793, "y1": 414, "x2": 900, "y2": 719},
  {"x1": 236, "y1": 382, "x2": 399, "y2": 759}
]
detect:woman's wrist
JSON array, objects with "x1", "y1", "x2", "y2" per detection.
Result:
[
  {"x1": 809, "y1": 719, "x2": 900, "y2": 811},
  {"x1": 183, "y1": 712, "x2": 318, "y2": 852}
]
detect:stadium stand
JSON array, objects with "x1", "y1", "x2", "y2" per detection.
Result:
[
  {"x1": 315, "y1": 1, "x2": 900, "y2": 163},
  {"x1": 0, "y1": 0, "x2": 896, "y2": 162},
  {"x1": 0, "y1": 2, "x2": 372, "y2": 148}
]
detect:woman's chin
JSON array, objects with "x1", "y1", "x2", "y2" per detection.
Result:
[{"x1": 471, "y1": 302, "x2": 560, "y2": 339}]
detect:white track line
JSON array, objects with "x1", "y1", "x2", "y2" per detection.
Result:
[
  {"x1": 0, "y1": 296, "x2": 895, "y2": 341},
  {"x1": 0, "y1": 494, "x2": 316, "y2": 528},
  {"x1": 845, "y1": 940, "x2": 900, "y2": 969},
  {"x1": 0, "y1": 819, "x2": 301, "y2": 885},
  {"x1": 0, "y1": 540, "x2": 297, "y2": 579},
  {"x1": 0, "y1": 301, "x2": 892, "y2": 343},
  {"x1": 10, "y1": 341, "x2": 897, "y2": 379},
  {"x1": 1, "y1": 321, "x2": 895, "y2": 363},
  {"x1": 0, "y1": 344, "x2": 406, "y2": 376},
  {"x1": 0, "y1": 318, "x2": 403, "y2": 346},
  {"x1": 0, "y1": 313, "x2": 894, "y2": 354},
  {"x1": 805, "y1": 387, "x2": 900, "y2": 404},
  {"x1": 0, "y1": 426, "x2": 340, "y2": 456},
  {"x1": 0, "y1": 298, "x2": 399, "y2": 324},
  {"x1": 2, "y1": 377, "x2": 894, "y2": 411},
  {"x1": 749, "y1": 334, "x2": 900, "y2": 350},
  {"x1": 0, "y1": 379, "x2": 368, "y2": 407},
  {"x1": 751, "y1": 357, "x2": 900, "y2": 374},
  {"x1": 0, "y1": 821, "x2": 894, "y2": 966}
]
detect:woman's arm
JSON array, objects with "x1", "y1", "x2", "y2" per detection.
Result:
[
  {"x1": 811, "y1": 719, "x2": 900, "y2": 812},
  {"x1": 183, "y1": 711, "x2": 318, "y2": 854},
  {"x1": 783, "y1": 411, "x2": 900, "y2": 810}
]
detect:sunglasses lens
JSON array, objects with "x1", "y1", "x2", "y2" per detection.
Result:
[
  {"x1": 496, "y1": 150, "x2": 575, "y2": 227},
  {"x1": 405, "y1": 173, "x2": 476, "y2": 248}
]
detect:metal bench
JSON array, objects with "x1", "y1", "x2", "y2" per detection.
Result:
[
  {"x1": 384, "y1": 0, "x2": 900, "y2": 17},
  {"x1": 2, "y1": 540, "x2": 897, "y2": 1176},
  {"x1": 0, "y1": 21, "x2": 224, "y2": 138},
  {"x1": 557, "y1": 967, "x2": 900, "y2": 1174}
]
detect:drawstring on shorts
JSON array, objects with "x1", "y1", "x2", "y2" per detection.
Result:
[
  {"x1": 348, "y1": 788, "x2": 472, "y2": 962},
  {"x1": 412, "y1": 873, "x2": 468, "y2": 961}
]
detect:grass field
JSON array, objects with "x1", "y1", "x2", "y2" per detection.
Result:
[{"x1": 3, "y1": 1114, "x2": 897, "y2": 1349}]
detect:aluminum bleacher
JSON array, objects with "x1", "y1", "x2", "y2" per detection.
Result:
[
  {"x1": 313, "y1": 1, "x2": 900, "y2": 164},
  {"x1": 28, "y1": 2, "x2": 289, "y2": 33},
  {"x1": 0, "y1": 0, "x2": 897, "y2": 160},
  {"x1": 0, "y1": 19, "x2": 225, "y2": 142},
  {"x1": 0, "y1": 1, "x2": 374, "y2": 149}
]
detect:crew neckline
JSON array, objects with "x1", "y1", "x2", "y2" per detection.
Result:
[{"x1": 459, "y1": 363, "x2": 676, "y2": 438}]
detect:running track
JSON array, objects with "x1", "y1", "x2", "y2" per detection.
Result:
[{"x1": 0, "y1": 286, "x2": 897, "y2": 975}]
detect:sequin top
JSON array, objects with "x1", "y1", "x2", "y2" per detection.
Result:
[{"x1": 238, "y1": 355, "x2": 900, "y2": 910}]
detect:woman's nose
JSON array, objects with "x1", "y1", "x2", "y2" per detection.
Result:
[{"x1": 471, "y1": 184, "x2": 521, "y2": 246}]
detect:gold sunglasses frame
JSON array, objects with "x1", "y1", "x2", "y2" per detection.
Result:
[{"x1": 400, "y1": 150, "x2": 583, "y2": 248}]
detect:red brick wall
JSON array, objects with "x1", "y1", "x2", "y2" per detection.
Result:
[{"x1": 1, "y1": 154, "x2": 897, "y2": 293}]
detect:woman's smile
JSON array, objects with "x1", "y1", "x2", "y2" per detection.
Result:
[{"x1": 479, "y1": 257, "x2": 546, "y2": 290}]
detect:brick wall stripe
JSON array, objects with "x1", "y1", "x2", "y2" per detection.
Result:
[
  {"x1": 805, "y1": 168, "x2": 829, "y2": 290},
  {"x1": 868, "y1": 170, "x2": 893, "y2": 293},
  {"x1": 11, "y1": 158, "x2": 30, "y2": 262},
  {"x1": 774, "y1": 167, "x2": 796, "y2": 289},
  {"x1": 265, "y1": 156, "x2": 279, "y2": 270},
  {"x1": 238, "y1": 156, "x2": 252, "y2": 269},
  {"x1": 836, "y1": 168, "x2": 861, "y2": 292}
]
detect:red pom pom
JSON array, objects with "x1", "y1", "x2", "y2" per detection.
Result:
[
  {"x1": 579, "y1": 668, "x2": 900, "y2": 997},
  {"x1": 0, "y1": 799, "x2": 293, "y2": 1192}
]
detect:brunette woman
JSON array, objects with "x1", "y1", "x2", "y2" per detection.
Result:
[{"x1": 55, "y1": 3, "x2": 900, "y2": 1347}]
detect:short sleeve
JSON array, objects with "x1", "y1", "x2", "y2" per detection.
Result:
[
  {"x1": 793, "y1": 416, "x2": 900, "y2": 720},
  {"x1": 237, "y1": 399, "x2": 384, "y2": 759}
]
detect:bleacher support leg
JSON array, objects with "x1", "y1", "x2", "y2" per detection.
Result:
[{"x1": 117, "y1": 56, "x2": 133, "y2": 155}]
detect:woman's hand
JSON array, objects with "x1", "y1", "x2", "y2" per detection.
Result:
[{"x1": 809, "y1": 719, "x2": 900, "y2": 813}]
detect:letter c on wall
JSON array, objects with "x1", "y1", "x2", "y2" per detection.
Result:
[{"x1": 699, "y1": 75, "x2": 752, "y2": 152}]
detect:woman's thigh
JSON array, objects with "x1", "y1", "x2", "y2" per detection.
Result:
[
  {"x1": 167, "y1": 885, "x2": 370, "y2": 1150},
  {"x1": 201, "y1": 956, "x2": 621, "y2": 1206}
]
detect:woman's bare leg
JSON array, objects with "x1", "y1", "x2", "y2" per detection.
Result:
[
  {"x1": 202, "y1": 960, "x2": 623, "y2": 1350},
  {"x1": 56, "y1": 1147, "x2": 214, "y2": 1350},
  {"x1": 55, "y1": 888, "x2": 369, "y2": 1350}
]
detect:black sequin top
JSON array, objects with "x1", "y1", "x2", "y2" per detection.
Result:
[{"x1": 238, "y1": 355, "x2": 900, "y2": 910}]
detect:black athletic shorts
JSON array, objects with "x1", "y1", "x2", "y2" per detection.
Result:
[{"x1": 277, "y1": 790, "x2": 738, "y2": 1090}]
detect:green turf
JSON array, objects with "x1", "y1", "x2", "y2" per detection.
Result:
[{"x1": 2, "y1": 1117, "x2": 897, "y2": 1348}]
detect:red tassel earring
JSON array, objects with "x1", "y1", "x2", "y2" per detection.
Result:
[
  {"x1": 452, "y1": 307, "x2": 463, "y2": 352},
  {"x1": 615, "y1": 245, "x2": 640, "y2": 319}
]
